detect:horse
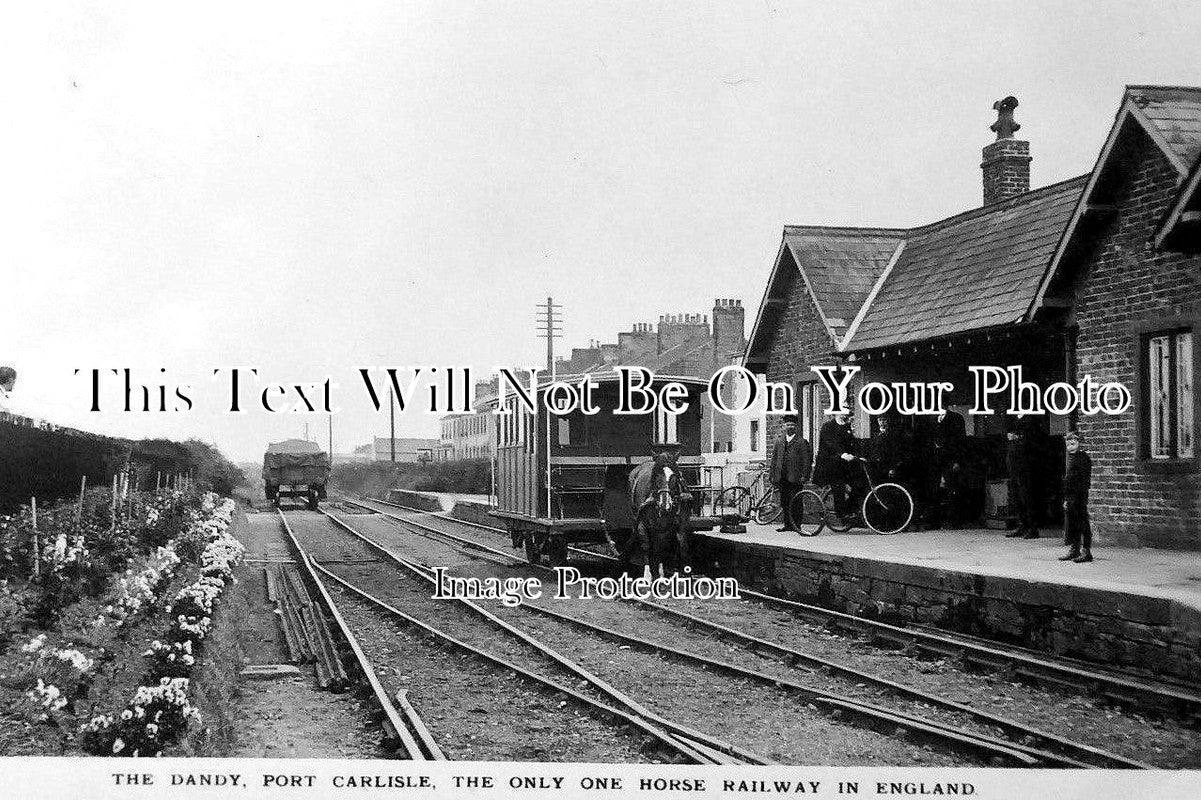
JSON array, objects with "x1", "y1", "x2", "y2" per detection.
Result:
[{"x1": 627, "y1": 457, "x2": 692, "y2": 578}]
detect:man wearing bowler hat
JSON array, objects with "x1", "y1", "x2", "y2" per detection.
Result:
[{"x1": 770, "y1": 414, "x2": 812, "y2": 532}]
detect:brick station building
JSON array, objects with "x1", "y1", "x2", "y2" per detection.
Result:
[
  {"x1": 1033, "y1": 86, "x2": 1201, "y2": 548},
  {"x1": 744, "y1": 86, "x2": 1201, "y2": 549}
]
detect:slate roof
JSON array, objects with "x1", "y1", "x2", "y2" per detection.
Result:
[
  {"x1": 843, "y1": 175, "x2": 1088, "y2": 352},
  {"x1": 744, "y1": 226, "x2": 903, "y2": 364},
  {"x1": 783, "y1": 227, "x2": 905, "y2": 339},
  {"x1": 1128, "y1": 85, "x2": 1201, "y2": 169},
  {"x1": 644, "y1": 339, "x2": 712, "y2": 373}
]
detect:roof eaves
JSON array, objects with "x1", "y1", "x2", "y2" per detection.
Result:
[
  {"x1": 782, "y1": 224, "x2": 908, "y2": 237},
  {"x1": 744, "y1": 237, "x2": 791, "y2": 366}
]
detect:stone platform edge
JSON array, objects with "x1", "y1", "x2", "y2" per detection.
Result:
[
  {"x1": 693, "y1": 534, "x2": 1201, "y2": 683},
  {"x1": 384, "y1": 489, "x2": 444, "y2": 512}
]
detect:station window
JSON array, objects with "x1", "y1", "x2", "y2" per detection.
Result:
[
  {"x1": 1145, "y1": 329, "x2": 1195, "y2": 460},
  {"x1": 798, "y1": 382, "x2": 823, "y2": 449},
  {"x1": 749, "y1": 419, "x2": 760, "y2": 452}
]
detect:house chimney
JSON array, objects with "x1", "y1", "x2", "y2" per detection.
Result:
[{"x1": 981, "y1": 96, "x2": 1031, "y2": 205}]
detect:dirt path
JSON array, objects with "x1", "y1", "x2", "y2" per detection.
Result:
[{"x1": 226, "y1": 512, "x2": 382, "y2": 758}]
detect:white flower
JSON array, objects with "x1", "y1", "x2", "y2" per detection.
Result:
[
  {"x1": 21, "y1": 634, "x2": 47, "y2": 654},
  {"x1": 120, "y1": 709, "x2": 133, "y2": 721},
  {"x1": 112, "y1": 738, "x2": 125, "y2": 755}
]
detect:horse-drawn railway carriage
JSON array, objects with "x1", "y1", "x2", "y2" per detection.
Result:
[{"x1": 488, "y1": 373, "x2": 722, "y2": 568}]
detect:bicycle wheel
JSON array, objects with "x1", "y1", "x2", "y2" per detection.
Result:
[
  {"x1": 715, "y1": 486, "x2": 752, "y2": 521},
  {"x1": 790, "y1": 489, "x2": 826, "y2": 536},
  {"x1": 862, "y1": 483, "x2": 914, "y2": 535},
  {"x1": 752, "y1": 487, "x2": 782, "y2": 525}
]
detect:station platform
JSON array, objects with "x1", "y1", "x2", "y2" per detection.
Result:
[{"x1": 693, "y1": 524, "x2": 1201, "y2": 684}]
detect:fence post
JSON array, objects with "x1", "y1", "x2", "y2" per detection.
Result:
[
  {"x1": 110, "y1": 474, "x2": 118, "y2": 530},
  {"x1": 78, "y1": 475, "x2": 87, "y2": 526},
  {"x1": 30, "y1": 496, "x2": 39, "y2": 579}
]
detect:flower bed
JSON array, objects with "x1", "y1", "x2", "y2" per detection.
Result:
[
  {"x1": 0, "y1": 491, "x2": 241, "y2": 757},
  {"x1": 79, "y1": 496, "x2": 242, "y2": 756}
]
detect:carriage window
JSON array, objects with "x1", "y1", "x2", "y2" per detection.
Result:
[
  {"x1": 556, "y1": 413, "x2": 585, "y2": 445},
  {"x1": 654, "y1": 405, "x2": 679, "y2": 444},
  {"x1": 1145, "y1": 330, "x2": 1194, "y2": 460}
]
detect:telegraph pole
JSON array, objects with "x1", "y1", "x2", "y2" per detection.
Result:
[
  {"x1": 389, "y1": 386, "x2": 396, "y2": 462},
  {"x1": 536, "y1": 297, "x2": 562, "y2": 516},
  {"x1": 536, "y1": 296, "x2": 562, "y2": 377},
  {"x1": 328, "y1": 413, "x2": 333, "y2": 457}
]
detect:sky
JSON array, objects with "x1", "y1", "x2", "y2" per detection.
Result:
[{"x1": 4, "y1": 1, "x2": 1201, "y2": 462}]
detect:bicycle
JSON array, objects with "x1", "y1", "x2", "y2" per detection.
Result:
[
  {"x1": 790, "y1": 457, "x2": 914, "y2": 535},
  {"x1": 713, "y1": 468, "x2": 782, "y2": 526}
]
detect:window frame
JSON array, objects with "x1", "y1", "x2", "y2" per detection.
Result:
[{"x1": 1133, "y1": 321, "x2": 1198, "y2": 473}]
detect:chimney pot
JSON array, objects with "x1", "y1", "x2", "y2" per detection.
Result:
[{"x1": 981, "y1": 96, "x2": 1030, "y2": 205}]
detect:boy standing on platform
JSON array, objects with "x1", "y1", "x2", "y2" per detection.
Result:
[{"x1": 1059, "y1": 430, "x2": 1094, "y2": 563}]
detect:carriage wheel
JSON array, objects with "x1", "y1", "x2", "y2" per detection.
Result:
[
  {"x1": 307, "y1": 490, "x2": 319, "y2": 511},
  {"x1": 509, "y1": 526, "x2": 522, "y2": 549},
  {"x1": 547, "y1": 536, "x2": 568, "y2": 568},
  {"x1": 524, "y1": 533, "x2": 541, "y2": 565}
]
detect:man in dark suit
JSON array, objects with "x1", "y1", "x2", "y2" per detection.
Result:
[
  {"x1": 1004, "y1": 414, "x2": 1040, "y2": 539},
  {"x1": 813, "y1": 409, "x2": 861, "y2": 521},
  {"x1": 867, "y1": 413, "x2": 910, "y2": 484},
  {"x1": 769, "y1": 415, "x2": 812, "y2": 532},
  {"x1": 927, "y1": 409, "x2": 968, "y2": 528}
]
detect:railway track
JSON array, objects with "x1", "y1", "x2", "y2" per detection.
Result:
[
  {"x1": 279, "y1": 508, "x2": 766, "y2": 765},
  {"x1": 349, "y1": 494, "x2": 1201, "y2": 726},
  {"x1": 274, "y1": 510, "x2": 444, "y2": 760},
  {"x1": 325, "y1": 498, "x2": 1156, "y2": 768}
]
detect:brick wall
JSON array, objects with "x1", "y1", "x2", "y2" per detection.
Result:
[
  {"x1": 761, "y1": 268, "x2": 845, "y2": 447},
  {"x1": 694, "y1": 534, "x2": 1201, "y2": 681},
  {"x1": 1073, "y1": 127, "x2": 1201, "y2": 549}
]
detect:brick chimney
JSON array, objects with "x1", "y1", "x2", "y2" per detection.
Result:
[
  {"x1": 981, "y1": 96, "x2": 1031, "y2": 205},
  {"x1": 618, "y1": 323, "x2": 656, "y2": 364},
  {"x1": 712, "y1": 298, "x2": 746, "y2": 360}
]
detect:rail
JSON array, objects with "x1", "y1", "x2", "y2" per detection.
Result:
[
  {"x1": 354, "y1": 493, "x2": 1201, "y2": 725},
  {"x1": 275, "y1": 509, "x2": 443, "y2": 760},
  {"x1": 325, "y1": 499, "x2": 1148, "y2": 768}
]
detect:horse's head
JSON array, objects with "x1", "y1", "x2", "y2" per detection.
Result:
[{"x1": 651, "y1": 464, "x2": 683, "y2": 517}]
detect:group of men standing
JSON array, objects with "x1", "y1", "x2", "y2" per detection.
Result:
[
  {"x1": 769, "y1": 407, "x2": 1000, "y2": 532},
  {"x1": 767, "y1": 407, "x2": 1094, "y2": 561}
]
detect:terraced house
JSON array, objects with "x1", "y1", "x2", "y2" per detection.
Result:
[{"x1": 745, "y1": 85, "x2": 1201, "y2": 549}]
